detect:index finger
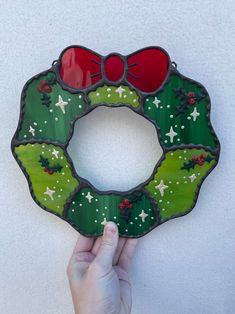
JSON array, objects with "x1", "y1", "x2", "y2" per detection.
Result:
[
  {"x1": 73, "y1": 234, "x2": 96, "y2": 254},
  {"x1": 118, "y1": 238, "x2": 138, "y2": 272}
]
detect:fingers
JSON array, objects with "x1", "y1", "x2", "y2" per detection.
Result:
[
  {"x1": 67, "y1": 235, "x2": 95, "y2": 276},
  {"x1": 91, "y1": 236, "x2": 102, "y2": 255},
  {"x1": 92, "y1": 236, "x2": 126, "y2": 265},
  {"x1": 72, "y1": 234, "x2": 95, "y2": 255},
  {"x1": 118, "y1": 238, "x2": 138, "y2": 272},
  {"x1": 93, "y1": 222, "x2": 118, "y2": 269},
  {"x1": 113, "y1": 238, "x2": 127, "y2": 265}
]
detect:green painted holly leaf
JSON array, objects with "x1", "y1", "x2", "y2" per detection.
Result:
[
  {"x1": 14, "y1": 143, "x2": 79, "y2": 215},
  {"x1": 66, "y1": 188, "x2": 159, "y2": 237},
  {"x1": 143, "y1": 73, "x2": 219, "y2": 150},
  {"x1": 144, "y1": 148, "x2": 217, "y2": 221},
  {"x1": 17, "y1": 71, "x2": 86, "y2": 143}
]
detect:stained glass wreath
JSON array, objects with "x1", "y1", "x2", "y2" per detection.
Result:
[{"x1": 11, "y1": 46, "x2": 220, "y2": 238}]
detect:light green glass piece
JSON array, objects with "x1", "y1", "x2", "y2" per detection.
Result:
[
  {"x1": 144, "y1": 148, "x2": 216, "y2": 221},
  {"x1": 15, "y1": 143, "x2": 79, "y2": 215},
  {"x1": 88, "y1": 85, "x2": 140, "y2": 107}
]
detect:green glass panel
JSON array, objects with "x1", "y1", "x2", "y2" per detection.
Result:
[
  {"x1": 88, "y1": 85, "x2": 140, "y2": 107},
  {"x1": 14, "y1": 143, "x2": 79, "y2": 215},
  {"x1": 143, "y1": 74, "x2": 218, "y2": 149},
  {"x1": 17, "y1": 71, "x2": 86, "y2": 143},
  {"x1": 66, "y1": 188, "x2": 158, "y2": 237},
  {"x1": 144, "y1": 148, "x2": 217, "y2": 221}
]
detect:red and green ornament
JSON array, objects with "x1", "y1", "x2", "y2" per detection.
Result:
[{"x1": 11, "y1": 45, "x2": 220, "y2": 238}]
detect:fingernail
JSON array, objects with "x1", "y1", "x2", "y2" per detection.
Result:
[{"x1": 104, "y1": 222, "x2": 117, "y2": 237}]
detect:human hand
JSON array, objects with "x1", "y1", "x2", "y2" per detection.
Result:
[{"x1": 67, "y1": 222, "x2": 138, "y2": 314}]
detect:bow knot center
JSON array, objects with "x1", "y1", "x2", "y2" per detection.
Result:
[{"x1": 104, "y1": 54, "x2": 125, "y2": 82}]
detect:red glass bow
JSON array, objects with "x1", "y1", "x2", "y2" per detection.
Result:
[{"x1": 59, "y1": 46, "x2": 169, "y2": 93}]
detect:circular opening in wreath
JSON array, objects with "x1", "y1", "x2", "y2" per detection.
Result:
[{"x1": 67, "y1": 106, "x2": 163, "y2": 192}]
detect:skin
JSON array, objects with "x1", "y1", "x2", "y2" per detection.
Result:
[{"x1": 67, "y1": 222, "x2": 138, "y2": 314}]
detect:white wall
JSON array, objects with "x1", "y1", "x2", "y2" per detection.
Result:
[{"x1": 0, "y1": 1, "x2": 235, "y2": 313}]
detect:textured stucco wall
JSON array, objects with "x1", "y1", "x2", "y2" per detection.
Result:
[{"x1": 0, "y1": 1, "x2": 235, "y2": 313}]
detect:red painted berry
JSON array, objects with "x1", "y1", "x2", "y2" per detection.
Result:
[
  {"x1": 48, "y1": 170, "x2": 54, "y2": 175},
  {"x1": 37, "y1": 85, "x2": 43, "y2": 93},
  {"x1": 188, "y1": 91, "x2": 195, "y2": 98},
  {"x1": 126, "y1": 203, "x2": 133, "y2": 209},
  {"x1": 188, "y1": 98, "x2": 196, "y2": 105},
  {"x1": 197, "y1": 159, "x2": 205, "y2": 166},
  {"x1": 122, "y1": 198, "x2": 130, "y2": 205},
  {"x1": 43, "y1": 84, "x2": 52, "y2": 93},
  {"x1": 41, "y1": 80, "x2": 47, "y2": 85},
  {"x1": 118, "y1": 203, "x2": 125, "y2": 209}
]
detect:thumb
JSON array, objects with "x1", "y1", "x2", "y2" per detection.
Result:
[{"x1": 94, "y1": 222, "x2": 118, "y2": 269}]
